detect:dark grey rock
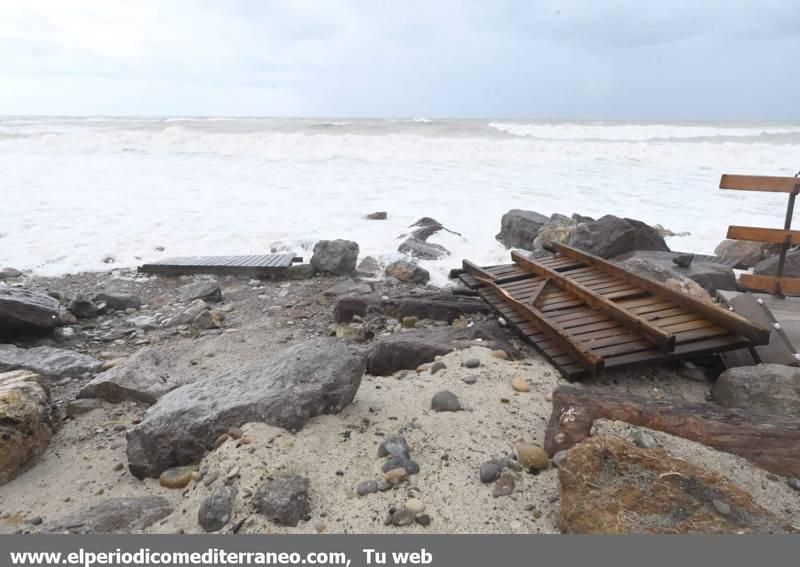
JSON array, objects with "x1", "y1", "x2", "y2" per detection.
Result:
[
  {"x1": 126, "y1": 338, "x2": 366, "y2": 478},
  {"x1": 378, "y1": 435, "x2": 410, "y2": 459},
  {"x1": 68, "y1": 296, "x2": 98, "y2": 319},
  {"x1": 355, "y1": 257, "x2": 381, "y2": 278},
  {"x1": 311, "y1": 240, "x2": 359, "y2": 276},
  {"x1": 480, "y1": 461, "x2": 502, "y2": 483},
  {"x1": 0, "y1": 267, "x2": 22, "y2": 280},
  {"x1": 93, "y1": 293, "x2": 141, "y2": 312},
  {"x1": 44, "y1": 497, "x2": 172, "y2": 534},
  {"x1": 366, "y1": 212, "x2": 387, "y2": 220},
  {"x1": 356, "y1": 480, "x2": 379, "y2": 496},
  {"x1": 384, "y1": 260, "x2": 430, "y2": 285},
  {"x1": 715, "y1": 240, "x2": 778, "y2": 269},
  {"x1": 431, "y1": 390, "x2": 461, "y2": 412},
  {"x1": 713, "y1": 364, "x2": 800, "y2": 417},
  {"x1": 391, "y1": 509, "x2": 416, "y2": 526},
  {"x1": 614, "y1": 250, "x2": 736, "y2": 294},
  {"x1": 0, "y1": 345, "x2": 102, "y2": 378},
  {"x1": 287, "y1": 264, "x2": 315, "y2": 280},
  {"x1": 430, "y1": 362, "x2": 447, "y2": 375},
  {"x1": 79, "y1": 347, "x2": 190, "y2": 405},
  {"x1": 569, "y1": 215, "x2": 669, "y2": 258},
  {"x1": 754, "y1": 249, "x2": 800, "y2": 278},
  {"x1": 788, "y1": 477, "x2": 800, "y2": 491},
  {"x1": 334, "y1": 294, "x2": 489, "y2": 324},
  {"x1": 198, "y1": 486, "x2": 237, "y2": 532},
  {"x1": 415, "y1": 514, "x2": 432, "y2": 527},
  {"x1": 178, "y1": 280, "x2": 222, "y2": 303},
  {"x1": 672, "y1": 253, "x2": 695, "y2": 268},
  {"x1": 0, "y1": 288, "x2": 63, "y2": 337},
  {"x1": 381, "y1": 456, "x2": 420, "y2": 475},
  {"x1": 252, "y1": 475, "x2": 310, "y2": 527},
  {"x1": 463, "y1": 358, "x2": 480, "y2": 369},
  {"x1": 398, "y1": 237, "x2": 449, "y2": 260},
  {"x1": 495, "y1": 209, "x2": 549, "y2": 249}
]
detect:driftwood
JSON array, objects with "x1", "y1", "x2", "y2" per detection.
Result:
[
  {"x1": 333, "y1": 294, "x2": 490, "y2": 324},
  {"x1": 544, "y1": 386, "x2": 800, "y2": 478}
]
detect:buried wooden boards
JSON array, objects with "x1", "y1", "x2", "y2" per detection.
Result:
[{"x1": 458, "y1": 246, "x2": 770, "y2": 380}]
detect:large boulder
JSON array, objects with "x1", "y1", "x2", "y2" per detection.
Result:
[
  {"x1": 0, "y1": 370, "x2": 52, "y2": 486},
  {"x1": 569, "y1": 215, "x2": 669, "y2": 258},
  {"x1": 0, "y1": 345, "x2": 102, "y2": 379},
  {"x1": 495, "y1": 209, "x2": 549, "y2": 250},
  {"x1": 559, "y1": 435, "x2": 786, "y2": 534},
  {"x1": 79, "y1": 347, "x2": 191, "y2": 405},
  {"x1": 713, "y1": 364, "x2": 800, "y2": 417},
  {"x1": 126, "y1": 338, "x2": 366, "y2": 478},
  {"x1": 385, "y1": 260, "x2": 430, "y2": 285},
  {"x1": 0, "y1": 287, "x2": 63, "y2": 336},
  {"x1": 754, "y1": 249, "x2": 800, "y2": 278},
  {"x1": 715, "y1": 240, "x2": 778, "y2": 269},
  {"x1": 44, "y1": 497, "x2": 173, "y2": 534},
  {"x1": 366, "y1": 321, "x2": 515, "y2": 376},
  {"x1": 614, "y1": 250, "x2": 736, "y2": 294},
  {"x1": 310, "y1": 240, "x2": 359, "y2": 276},
  {"x1": 178, "y1": 280, "x2": 222, "y2": 303}
]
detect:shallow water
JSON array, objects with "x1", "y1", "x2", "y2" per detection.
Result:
[{"x1": 1, "y1": 116, "x2": 798, "y2": 286}]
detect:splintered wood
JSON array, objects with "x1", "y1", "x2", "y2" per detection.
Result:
[{"x1": 457, "y1": 243, "x2": 770, "y2": 380}]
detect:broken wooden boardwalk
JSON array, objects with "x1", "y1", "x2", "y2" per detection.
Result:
[
  {"x1": 138, "y1": 253, "x2": 302, "y2": 277},
  {"x1": 457, "y1": 243, "x2": 770, "y2": 380}
]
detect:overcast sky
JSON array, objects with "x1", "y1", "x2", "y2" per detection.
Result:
[{"x1": 1, "y1": 0, "x2": 799, "y2": 120}]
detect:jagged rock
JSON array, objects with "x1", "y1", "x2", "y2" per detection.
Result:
[
  {"x1": 334, "y1": 294, "x2": 490, "y2": 324},
  {"x1": 534, "y1": 220, "x2": 577, "y2": 251},
  {"x1": 653, "y1": 224, "x2": 690, "y2": 238},
  {"x1": 385, "y1": 260, "x2": 430, "y2": 285},
  {"x1": 44, "y1": 497, "x2": 173, "y2": 534},
  {"x1": 191, "y1": 309, "x2": 223, "y2": 330},
  {"x1": 0, "y1": 371, "x2": 52, "y2": 486},
  {"x1": 713, "y1": 364, "x2": 800, "y2": 417},
  {"x1": 495, "y1": 209, "x2": 549, "y2": 249},
  {"x1": 163, "y1": 300, "x2": 209, "y2": 327},
  {"x1": 356, "y1": 257, "x2": 381, "y2": 278},
  {"x1": 398, "y1": 237, "x2": 449, "y2": 260},
  {"x1": 558, "y1": 435, "x2": 786, "y2": 534},
  {"x1": 378, "y1": 435, "x2": 410, "y2": 459},
  {"x1": 79, "y1": 347, "x2": 191, "y2": 405},
  {"x1": 198, "y1": 486, "x2": 237, "y2": 532},
  {"x1": 93, "y1": 292, "x2": 141, "y2": 312},
  {"x1": 0, "y1": 287, "x2": 63, "y2": 336},
  {"x1": 322, "y1": 278, "x2": 373, "y2": 297},
  {"x1": 253, "y1": 475, "x2": 310, "y2": 527},
  {"x1": 0, "y1": 345, "x2": 102, "y2": 378},
  {"x1": 178, "y1": 280, "x2": 222, "y2": 303},
  {"x1": 614, "y1": 250, "x2": 735, "y2": 294},
  {"x1": 715, "y1": 239, "x2": 778, "y2": 269},
  {"x1": 366, "y1": 211, "x2": 387, "y2": 220},
  {"x1": 569, "y1": 215, "x2": 669, "y2": 258},
  {"x1": 126, "y1": 338, "x2": 366, "y2": 478},
  {"x1": 754, "y1": 249, "x2": 800, "y2": 278},
  {"x1": 310, "y1": 240, "x2": 359, "y2": 276},
  {"x1": 366, "y1": 320, "x2": 514, "y2": 376},
  {"x1": 68, "y1": 296, "x2": 98, "y2": 319}
]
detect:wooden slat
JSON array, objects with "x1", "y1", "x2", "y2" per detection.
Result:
[
  {"x1": 552, "y1": 243, "x2": 771, "y2": 345},
  {"x1": 727, "y1": 225, "x2": 800, "y2": 245},
  {"x1": 720, "y1": 174, "x2": 800, "y2": 194},
  {"x1": 739, "y1": 273, "x2": 800, "y2": 296},
  {"x1": 512, "y1": 251, "x2": 676, "y2": 352}
]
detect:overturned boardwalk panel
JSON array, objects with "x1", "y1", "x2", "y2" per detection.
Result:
[
  {"x1": 138, "y1": 253, "x2": 302, "y2": 277},
  {"x1": 457, "y1": 243, "x2": 769, "y2": 380}
]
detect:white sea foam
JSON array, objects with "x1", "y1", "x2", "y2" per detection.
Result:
[{"x1": 0, "y1": 117, "x2": 798, "y2": 286}]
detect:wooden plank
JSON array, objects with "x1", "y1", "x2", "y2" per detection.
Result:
[
  {"x1": 473, "y1": 275, "x2": 604, "y2": 375},
  {"x1": 512, "y1": 251, "x2": 676, "y2": 352},
  {"x1": 727, "y1": 225, "x2": 800, "y2": 245},
  {"x1": 552, "y1": 243, "x2": 771, "y2": 345},
  {"x1": 739, "y1": 273, "x2": 800, "y2": 296},
  {"x1": 719, "y1": 174, "x2": 800, "y2": 194}
]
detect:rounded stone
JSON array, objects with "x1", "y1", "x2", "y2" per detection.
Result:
[
  {"x1": 515, "y1": 443, "x2": 550, "y2": 471},
  {"x1": 633, "y1": 430, "x2": 658, "y2": 449},
  {"x1": 402, "y1": 316, "x2": 419, "y2": 328},
  {"x1": 405, "y1": 498, "x2": 426, "y2": 514},
  {"x1": 463, "y1": 358, "x2": 481, "y2": 369},
  {"x1": 356, "y1": 480, "x2": 379, "y2": 496},
  {"x1": 491, "y1": 350, "x2": 509, "y2": 360},
  {"x1": 159, "y1": 466, "x2": 196, "y2": 489},
  {"x1": 511, "y1": 377, "x2": 530, "y2": 392},
  {"x1": 430, "y1": 362, "x2": 447, "y2": 375},
  {"x1": 431, "y1": 390, "x2": 461, "y2": 412},
  {"x1": 392, "y1": 509, "x2": 416, "y2": 526},
  {"x1": 384, "y1": 468, "x2": 408, "y2": 484},
  {"x1": 480, "y1": 461, "x2": 502, "y2": 483}
]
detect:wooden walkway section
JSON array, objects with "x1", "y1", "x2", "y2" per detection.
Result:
[
  {"x1": 138, "y1": 253, "x2": 303, "y2": 277},
  {"x1": 457, "y1": 243, "x2": 770, "y2": 380}
]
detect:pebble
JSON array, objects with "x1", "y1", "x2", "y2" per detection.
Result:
[
  {"x1": 213, "y1": 434, "x2": 229, "y2": 449},
  {"x1": 378, "y1": 435, "x2": 410, "y2": 459},
  {"x1": 550, "y1": 450, "x2": 569, "y2": 468},
  {"x1": 29, "y1": 517, "x2": 43, "y2": 526},
  {"x1": 431, "y1": 390, "x2": 462, "y2": 412},
  {"x1": 357, "y1": 480, "x2": 379, "y2": 496},
  {"x1": 203, "y1": 470, "x2": 221, "y2": 487},
  {"x1": 228, "y1": 427, "x2": 244, "y2": 439},
  {"x1": 633, "y1": 430, "x2": 658, "y2": 449},
  {"x1": 384, "y1": 468, "x2": 408, "y2": 484},
  {"x1": 391, "y1": 509, "x2": 416, "y2": 526},
  {"x1": 462, "y1": 376, "x2": 477, "y2": 385},
  {"x1": 515, "y1": 443, "x2": 550, "y2": 471},
  {"x1": 191, "y1": 471, "x2": 203, "y2": 482},
  {"x1": 712, "y1": 499, "x2": 731, "y2": 516},
  {"x1": 225, "y1": 467, "x2": 240, "y2": 480},
  {"x1": 405, "y1": 498, "x2": 425, "y2": 514},
  {"x1": 113, "y1": 462, "x2": 124, "y2": 471},
  {"x1": 463, "y1": 358, "x2": 481, "y2": 369},
  {"x1": 315, "y1": 523, "x2": 327, "y2": 533},
  {"x1": 159, "y1": 466, "x2": 196, "y2": 489},
  {"x1": 491, "y1": 350, "x2": 508, "y2": 360},
  {"x1": 402, "y1": 316, "x2": 419, "y2": 328},
  {"x1": 415, "y1": 514, "x2": 432, "y2": 527},
  {"x1": 430, "y1": 361, "x2": 447, "y2": 375},
  {"x1": 492, "y1": 473, "x2": 516, "y2": 497},
  {"x1": 480, "y1": 461, "x2": 502, "y2": 483},
  {"x1": 788, "y1": 477, "x2": 800, "y2": 491},
  {"x1": 511, "y1": 377, "x2": 529, "y2": 392}
]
